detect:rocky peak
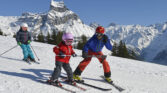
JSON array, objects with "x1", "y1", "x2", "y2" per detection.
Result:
[
  {"x1": 50, "y1": 0, "x2": 68, "y2": 12},
  {"x1": 89, "y1": 22, "x2": 100, "y2": 29}
]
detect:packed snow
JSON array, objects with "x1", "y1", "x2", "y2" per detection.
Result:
[{"x1": 0, "y1": 36, "x2": 167, "y2": 93}]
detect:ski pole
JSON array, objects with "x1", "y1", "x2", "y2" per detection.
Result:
[
  {"x1": 78, "y1": 55, "x2": 107, "y2": 63},
  {"x1": 0, "y1": 45, "x2": 18, "y2": 56},
  {"x1": 87, "y1": 55, "x2": 107, "y2": 63},
  {"x1": 56, "y1": 55, "x2": 107, "y2": 62},
  {"x1": 56, "y1": 55, "x2": 107, "y2": 58},
  {"x1": 30, "y1": 44, "x2": 40, "y2": 61}
]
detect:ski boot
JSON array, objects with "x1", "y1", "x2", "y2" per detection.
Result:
[
  {"x1": 66, "y1": 79, "x2": 76, "y2": 85},
  {"x1": 23, "y1": 58, "x2": 30, "y2": 62},
  {"x1": 73, "y1": 74, "x2": 84, "y2": 83},
  {"x1": 47, "y1": 79, "x2": 62, "y2": 87},
  {"x1": 31, "y1": 59, "x2": 36, "y2": 62},
  {"x1": 105, "y1": 77, "x2": 113, "y2": 83},
  {"x1": 28, "y1": 56, "x2": 36, "y2": 62}
]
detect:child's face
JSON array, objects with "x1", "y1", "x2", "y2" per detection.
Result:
[
  {"x1": 22, "y1": 27, "x2": 27, "y2": 31},
  {"x1": 65, "y1": 39, "x2": 73, "y2": 45},
  {"x1": 96, "y1": 33, "x2": 104, "y2": 40}
]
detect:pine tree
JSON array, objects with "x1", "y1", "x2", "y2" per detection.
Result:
[
  {"x1": 51, "y1": 30, "x2": 57, "y2": 45},
  {"x1": 122, "y1": 42, "x2": 130, "y2": 58},
  {"x1": 77, "y1": 35, "x2": 87, "y2": 50},
  {"x1": 112, "y1": 40, "x2": 137, "y2": 59},
  {"x1": 55, "y1": 31, "x2": 63, "y2": 45},
  {"x1": 0, "y1": 29, "x2": 3, "y2": 35},
  {"x1": 118, "y1": 40, "x2": 124, "y2": 57},
  {"x1": 129, "y1": 50, "x2": 136, "y2": 59},
  {"x1": 47, "y1": 32, "x2": 52, "y2": 44},
  {"x1": 37, "y1": 32, "x2": 45, "y2": 43},
  {"x1": 77, "y1": 41, "x2": 83, "y2": 49},
  {"x1": 116, "y1": 40, "x2": 137, "y2": 59},
  {"x1": 13, "y1": 33, "x2": 16, "y2": 38},
  {"x1": 112, "y1": 42, "x2": 118, "y2": 56},
  {"x1": 81, "y1": 35, "x2": 87, "y2": 43}
]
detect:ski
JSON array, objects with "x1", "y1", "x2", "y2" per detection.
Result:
[
  {"x1": 39, "y1": 80, "x2": 76, "y2": 93},
  {"x1": 60, "y1": 75, "x2": 112, "y2": 91},
  {"x1": 100, "y1": 76, "x2": 125, "y2": 92},
  {"x1": 61, "y1": 78, "x2": 86, "y2": 91},
  {"x1": 76, "y1": 81, "x2": 111, "y2": 91},
  {"x1": 72, "y1": 84, "x2": 86, "y2": 91},
  {"x1": 23, "y1": 59, "x2": 40, "y2": 64},
  {"x1": 31, "y1": 61, "x2": 40, "y2": 64}
]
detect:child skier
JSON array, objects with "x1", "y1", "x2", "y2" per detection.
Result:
[
  {"x1": 48, "y1": 32, "x2": 77, "y2": 86},
  {"x1": 16, "y1": 23, "x2": 36, "y2": 62},
  {"x1": 73, "y1": 26, "x2": 113, "y2": 83}
]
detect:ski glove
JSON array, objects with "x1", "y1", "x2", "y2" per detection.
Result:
[
  {"x1": 18, "y1": 42, "x2": 22, "y2": 46},
  {"x1": 59, "y1": 51, "x2": 66, "y2": 58},
  {"x1": 82, "y1": 51, "x2": 88, "y2": 58},
  {"x1": 72, "y1": 53, "x2": 77, "y2": 57},
  {"x1": 28, "y1": 40, "x2": 31, "y2": 44}
]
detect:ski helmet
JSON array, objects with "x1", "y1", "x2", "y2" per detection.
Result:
[
  {"x1": 62, "y1": 33, "x2": 74, "y2": 45},
  {"x1": 96, "y1": 26, "x2": 105, "y2": 34},
  {"x1": 20, "y1": 23, "x2": 28, "y2": 28}
]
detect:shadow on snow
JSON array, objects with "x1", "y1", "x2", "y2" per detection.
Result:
[{"x1": 0, "y1": 68, "x2": 52, "y2": 83}]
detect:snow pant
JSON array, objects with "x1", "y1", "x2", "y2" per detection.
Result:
[
  {"x1": 51, "y1": 61, "x2": 73, "y2": 81},
  {"x1": 20, "y1": 44, "x2": 35, "y2": 60},
  {"x1": 74, "y1": 50, "x2": 111, "y2": 77}
]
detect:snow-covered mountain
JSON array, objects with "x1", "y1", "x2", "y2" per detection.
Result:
[
  {"x1": 106, "y1": 22, "x2": 167, "y2": 64},
  {"x1": 0, "y1": 0, "x2": 94, "y2": 38},
  {"x1": 0, "y1": 16, "x2": 19, "y2": 36},
  {"x1": 0, "y1": 36, "x2": 167, "y2": 93}
]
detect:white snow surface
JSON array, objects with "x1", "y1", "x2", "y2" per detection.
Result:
[{"x1": 0, "y1": 36, "x2": 167, "y2": 93}]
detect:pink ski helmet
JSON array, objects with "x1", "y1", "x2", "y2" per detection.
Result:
[{"x1": 62, "y1": 32, "x2": 74, "y2": 45}]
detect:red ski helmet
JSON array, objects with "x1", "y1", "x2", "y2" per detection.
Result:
[{"x1": 96, "y1": 26, "x2": 105, "y2": 34}]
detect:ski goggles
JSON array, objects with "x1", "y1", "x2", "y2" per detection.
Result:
[
  {"x1": 96, "y1": 33, "x2": 104, "y2": 37},
  {"x1": 65, "y1": 39, "x2": 73, "y2": 45}
]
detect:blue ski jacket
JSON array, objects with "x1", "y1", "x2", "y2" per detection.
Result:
[{"x1": 83, "y1": 34, "x2": 112, "y2": 53}]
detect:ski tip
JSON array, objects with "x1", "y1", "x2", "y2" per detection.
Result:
[
  {"x1": 118, "y1": 88, "x2": 125, "y2": 92},
  {"x1": 34, "y1": 62, "x2": 40, "y2": 64}
]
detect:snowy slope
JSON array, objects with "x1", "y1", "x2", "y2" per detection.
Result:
[{"x1": 0, "y1": 36, "x2": 167, "y2": 93}]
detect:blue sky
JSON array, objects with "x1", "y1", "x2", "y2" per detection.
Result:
[{"x1": 0, "y1": 0, "x2": 167, "y2": 27}]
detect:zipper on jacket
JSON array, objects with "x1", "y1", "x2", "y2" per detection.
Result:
[
  {"x1": 96, "y1": 40, "x2": 101, "y2": 52},
  {"x1": 67, "y1": 46, "x2": 71, "y2": 55},
  {"x1": 24, "y1": 32, "x2": 27, "y2": 43}
]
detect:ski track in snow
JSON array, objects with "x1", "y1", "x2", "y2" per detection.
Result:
[{"x1": 0, "y1": 36, "x2": 167, "y2": 93}]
